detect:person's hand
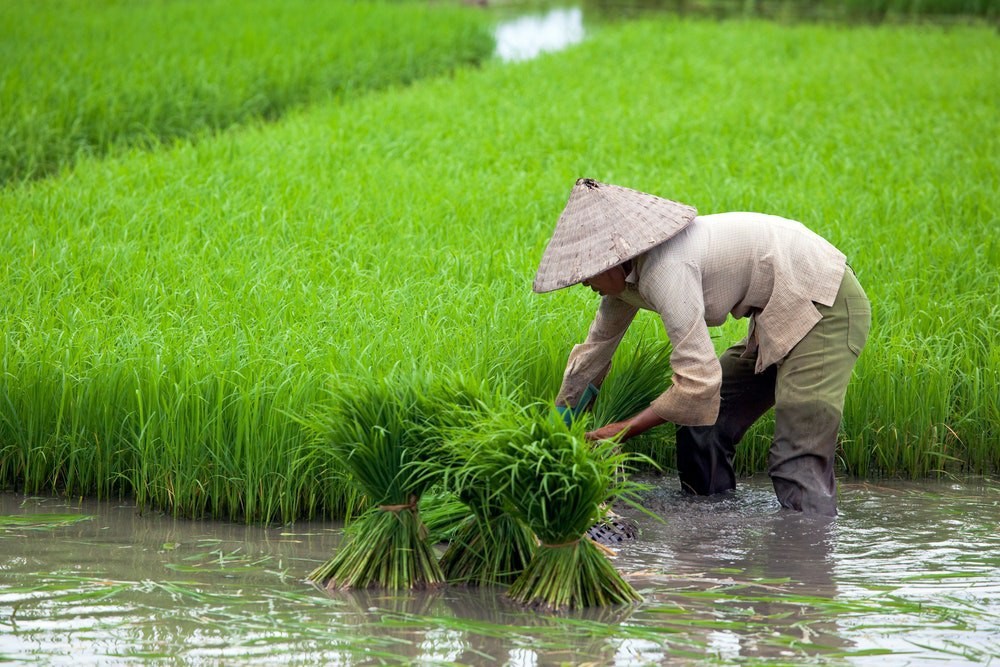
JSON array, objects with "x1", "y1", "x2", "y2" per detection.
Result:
[
  {"x1": 585, "y1": 407, "x2": 667, "y2": 442},
  {"x1": 585, "y1": 420, "x2": 632, "y2": 442}
]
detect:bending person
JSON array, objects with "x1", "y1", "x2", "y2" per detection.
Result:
[{"x1": 534, "y1": 178, "x2": 871, "y2": 516}]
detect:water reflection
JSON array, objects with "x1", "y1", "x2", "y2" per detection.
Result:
[
  {"x1": 619, "y1": 483, "x2": 851, "y2": 662},
  {"x1": 1, "y1": 478, "x2": 997, "y2": 665},
  {"x1": 494, "y1": 7, "x2": 585, "y2": 62}
]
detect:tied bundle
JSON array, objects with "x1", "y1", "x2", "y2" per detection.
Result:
[
  {"x1": 433, "y1": 383, "x2": 537, "y2": 586},
  {"x1": 436, "y1": 482, "x2": 536, "y2": 587},
  {"x1": 306, "y1": 376, "x2": 445, "y2": 590},
  {"x1": 463, "y1": 405, "x2": 651, "y2": 610}
]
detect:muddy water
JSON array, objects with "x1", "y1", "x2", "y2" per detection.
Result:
[{"x1": 1, "y1": 476, "x2": 997, "y2": 665}]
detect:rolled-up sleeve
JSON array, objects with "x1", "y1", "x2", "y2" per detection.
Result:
[
  {"x1": 555, "y1": 296, "x2": 638, "y2": 408},
  {"x1": 641, "y1": 260, "x2": 721, "y2": 426}
]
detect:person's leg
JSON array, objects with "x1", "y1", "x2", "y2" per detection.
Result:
[
  {"x1": 770, "y1": 270, "x2": 871, "y2": 516},
  {"x1": 677, "y1": 343, "x2": 777, "y2": 495}
]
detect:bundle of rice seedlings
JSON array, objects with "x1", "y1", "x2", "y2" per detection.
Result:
[
  {"x1": 435, "y1": 481, "x2": 536, "y2": 586},
  {"x1": 463, "y1": 404, "x2": 651, "y2": 610},
  {"x1": 305, "y1": 375, "x2": 448, "y2": 590},
  {"x1": 423, "y1": 382, "x2": 538, "y2": 586}
]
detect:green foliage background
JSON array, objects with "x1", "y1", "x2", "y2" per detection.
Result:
[
  {"x1": 0, "y1": 2, "x2": 996, "y2": 522},
  {"x1": 0, "y1": 0, "x2": 493, "y2": 183}
]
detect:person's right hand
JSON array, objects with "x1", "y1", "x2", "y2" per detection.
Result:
[{"x1": 585, "y1": 420, "x2": 631, "y2": 442}]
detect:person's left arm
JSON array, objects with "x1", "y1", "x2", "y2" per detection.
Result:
[
  {"x1": 556, "y1": 296, "x2": 639, "y2": 411},
  {"x1": 586, "y1": 260, "x2": 722, "y2": 442}
]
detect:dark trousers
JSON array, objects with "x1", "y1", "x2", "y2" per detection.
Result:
[{"x1": 676, "y1": 269, "x2": 871, "y2": 516}]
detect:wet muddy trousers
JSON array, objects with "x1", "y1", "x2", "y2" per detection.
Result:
[{"x1": 676, "y1": 269, "x2": 871, "y2": 516}]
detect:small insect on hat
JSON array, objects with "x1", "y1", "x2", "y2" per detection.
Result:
[{"x1": 533, "y1": 178, "x2": 698, "y2": 293}]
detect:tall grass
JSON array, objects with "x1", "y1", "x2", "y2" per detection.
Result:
[
  {"x1": 0, "y1": 17, "x2": 996, "y2": 521},
  {"x1": 0, "y1": 0, "x2": 493, "y2": 184}
]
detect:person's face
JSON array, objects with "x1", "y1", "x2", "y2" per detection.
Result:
[{"x1": 581, "y1": 265, "x2": 626, "y2": 297}]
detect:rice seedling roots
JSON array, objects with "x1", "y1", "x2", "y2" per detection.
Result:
[
  {"x1": 507, "y1": 539, "x2": 642, "y2": 611},
  {"x1": 308, "y1": 503, "x2": 444, "y2": 591}
]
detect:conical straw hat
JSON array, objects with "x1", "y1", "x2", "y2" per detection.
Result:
[{"x1": 533, "y1": 178, "x2": 698, "y2": 293}]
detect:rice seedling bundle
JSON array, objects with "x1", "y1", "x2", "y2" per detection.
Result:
[
  {"x1": 410, "y1": 379, "x2": 538, "y2": 586},
  {"x1": 306, "y1": 375, "x2": 448, "y2": 590},
  {"x1": 435, "y1": 472, "x2": 537, "y2": 587},
  {"x1": 459, "y1": 407, "x2": 650, "y2": 610}
]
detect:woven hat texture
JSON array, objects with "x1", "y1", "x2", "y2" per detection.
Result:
[{"x1": 533, "y1": 178, "x2": 697, "y2": 293}]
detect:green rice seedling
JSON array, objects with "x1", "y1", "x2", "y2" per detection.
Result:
[
  {"x1": 398, "y1": 377, "x2": 539, "y2": 586},
  {"x1": 590, "y1": 340, "x2": 677, "y2": 469},
  {"x1": 591, "y1": 341, "x2": 673, "y2": 427},
  {"x1": 504, "y1": 426, "x2": 647, "y2": 610},
  {"x1": 0, "y1": 0, "x2": 493, "y2": 183},
  {"x1": 418, "y1": 488, "x2": 472, "y2": 545},
  {"x1": 455, "y1": 403, "x2": 651, "y2": 610},
  {"x1": 437, "y1": 509, "x2": 536, "y2": 587},
  {"x1": 0, "y1": 14, "x2": 995, "y2": 525},
  {"x1": 434, "y1": 442, "x2": 537, "y2": 586},
  {"x1": 304, "y1": 373, "x2": 448, "y2": 590}
]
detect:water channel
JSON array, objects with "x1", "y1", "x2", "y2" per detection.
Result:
[
  {"x1": 2, "y1": 475, "x2": 997, "y2": 665},
  {"x1": 494, "y1": 7, "x2": 585, "y2": 62}
]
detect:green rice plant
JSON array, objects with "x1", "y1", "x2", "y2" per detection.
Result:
[
  {"x1": 418, "y1": 488, "x2": 474, "y2": 545},
  {"x1": 590, "y1": 339, "x2": 679, "y2": 469},
  {"x1": 0, "y1": 0, "x2": 493, "y2": 183},
  {"x1": 452, "y1": 403, "x2": 650, "y2": 610},
  {"x1": 0, "y1": 14, "x2": 995, "y2": 525},
  {"x1": 437, "y1": 508, "x2": 537, "y2": 587},
  {"x1": 390, "y1": 378, "x2": 540, "y2": 586},
  {"x1": 435, "y1": 451, "x2": 537, "y2": 587},
  {"x1": 592, "y1": 341, "x2": 673, "y2": 427},
  {"x1": 304, "y1": 373, "x2": 449, "y2": 590}
]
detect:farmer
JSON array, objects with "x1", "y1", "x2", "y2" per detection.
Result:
[{"x1": 535, "y1": 178, "x2": 871, "y2": 516}]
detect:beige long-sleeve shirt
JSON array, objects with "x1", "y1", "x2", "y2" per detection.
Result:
[{"x1": 555, "y1": 212, "x2": 847, "y2": 426}]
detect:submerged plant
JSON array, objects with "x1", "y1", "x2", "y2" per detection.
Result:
[
  {"x1": 305, "y1": 375, "x2": 447, "y2": 590},
  {"x1": 458, "y1": 404, "x2": 651, "y2": 610}
]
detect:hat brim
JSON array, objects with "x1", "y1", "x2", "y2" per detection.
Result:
[{"x1": 533, "y1": 178, "x2": 697, "y2": 293}]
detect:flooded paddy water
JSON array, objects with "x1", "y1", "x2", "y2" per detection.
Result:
[{"x1": 1, "y1": 475, "x2": 997, "y2": 665}]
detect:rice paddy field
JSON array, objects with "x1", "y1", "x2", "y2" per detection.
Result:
[
  {"x1": 0, "y1": 0, "x2": 998, "y2": 663},
  {"x1": 0, "y1": 0, "x2": 493, "y2": 183},
  {"x1": 1, "y1": 0, "x2": 996, "y2": 521}
]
